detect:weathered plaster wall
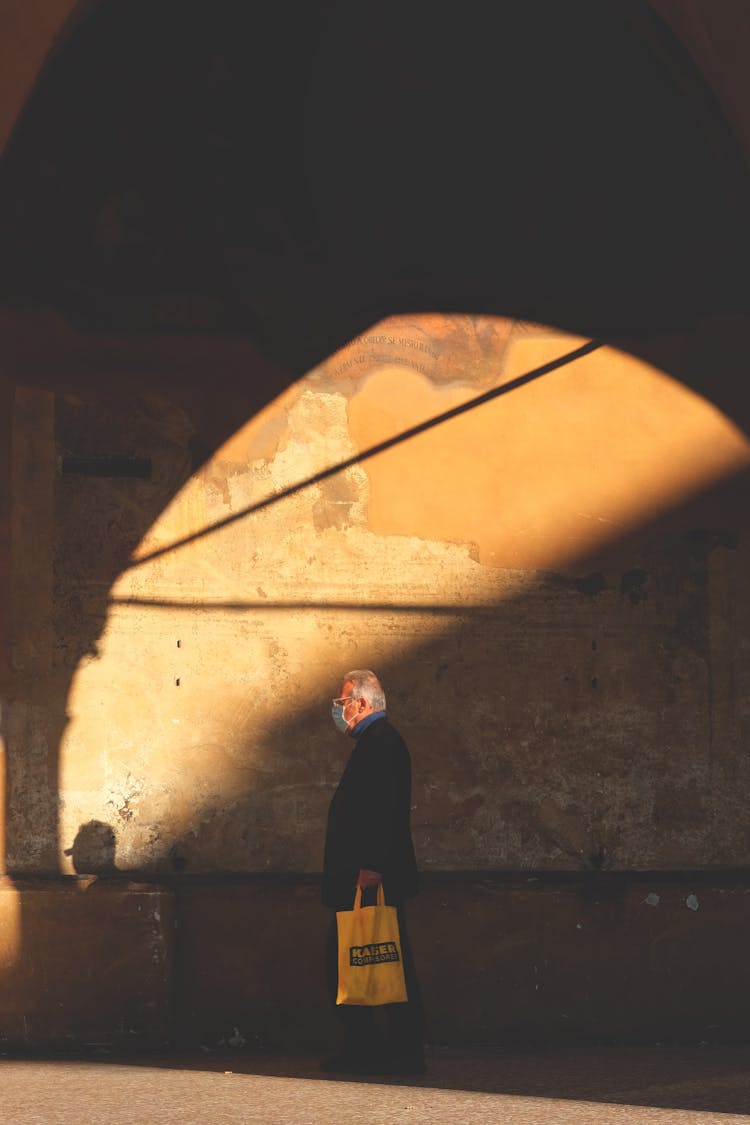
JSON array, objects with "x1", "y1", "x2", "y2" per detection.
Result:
[
  {"x1": 6, "y1": 388, "x2": 57, "y2": 873},
  {"x1": 2, "y1": 317, "x2": 750, "y2": 1049},
  {"x1": 5, "y1": 316, "x2": 741, "y2": 879},
  {"x1": 0, "y1": 379, "x2": 13, "y2": 875}
]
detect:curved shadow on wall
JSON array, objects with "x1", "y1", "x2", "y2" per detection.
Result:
[
  {"x1": 5, "y1": 334, "x2": 750, "y2": 1058},
  {"x1": 64, "y1": 446, "x2": 750, "y2": 1062}
]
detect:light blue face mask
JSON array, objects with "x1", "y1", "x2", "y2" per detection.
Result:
[{"x1": 331, "y1": 702, "x2": 350, "y2": 733}]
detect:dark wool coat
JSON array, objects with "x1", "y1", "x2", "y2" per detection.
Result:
[{"x1": 322, "y1": 716, "x2": 419, "y2": 910}]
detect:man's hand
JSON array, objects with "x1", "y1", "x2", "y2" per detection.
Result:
[{"x1": 357, "y1": 868, "x2": 383, "y2": 889}]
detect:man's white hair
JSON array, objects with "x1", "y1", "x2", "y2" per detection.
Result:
[{"x1": 343, "y1": 669, "x2": 386, "y2": 711}]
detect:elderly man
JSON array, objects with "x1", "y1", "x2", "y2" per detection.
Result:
[{"x1": 322, "y1": 668, "x2": 425, "y2": 1075}]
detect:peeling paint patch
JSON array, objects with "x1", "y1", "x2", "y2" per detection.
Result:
[
  {"x1": 686, "y1": 893, "x2": 700, "y2": 911},
  {"x1": 645, "y1": 893, "x2": 660, "y2": 907}
]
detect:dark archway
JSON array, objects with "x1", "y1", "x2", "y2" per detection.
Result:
[
  {"x1": 2, "y1": 0, "x2": 748, "y2": 362},
  {"x1": 2, "y1": 0, "x2": 750, "y2": 1056}
]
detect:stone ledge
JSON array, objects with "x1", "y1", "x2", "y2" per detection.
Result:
[
  {"x1": 2, "y1": 874, "x2": 750, "y2": 1050},
  {"x1": 173, "y1": 874, "x2": 750, "y2": 1050}
]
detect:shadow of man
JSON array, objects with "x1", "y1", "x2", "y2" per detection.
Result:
[{"x1": 64, "y1": 820, "x2": 117, "y2": 875}]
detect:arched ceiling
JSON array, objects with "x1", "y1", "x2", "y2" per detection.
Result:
[{"x1": 0, "y1": 0, "x2": 748, "y2": 409}]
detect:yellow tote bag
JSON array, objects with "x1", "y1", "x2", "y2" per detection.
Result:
[{"x1": 336, "y1": 885, "x2": 408, "y2": 1006}]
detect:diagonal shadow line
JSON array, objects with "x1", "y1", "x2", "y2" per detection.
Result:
[{"x1": 127, "y1": 338, "x2": 604, "y2": 570}]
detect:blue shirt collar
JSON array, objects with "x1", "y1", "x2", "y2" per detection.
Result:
[{"x1": 349, "y1": 710, "x2": 386, "y2": 738}]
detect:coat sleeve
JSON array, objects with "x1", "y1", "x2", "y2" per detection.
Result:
[{"x1": 354, "y1": 738, "x2": 403, "y2": 874}]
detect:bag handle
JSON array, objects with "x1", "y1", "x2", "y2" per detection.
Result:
[{"x1": 353, "y1": 883, "x2": 386, "y2": 910}]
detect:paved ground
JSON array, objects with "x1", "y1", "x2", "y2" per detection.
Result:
[{"x1": 3, "y1": 1045, "x2": 750, "y2": 1124}]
